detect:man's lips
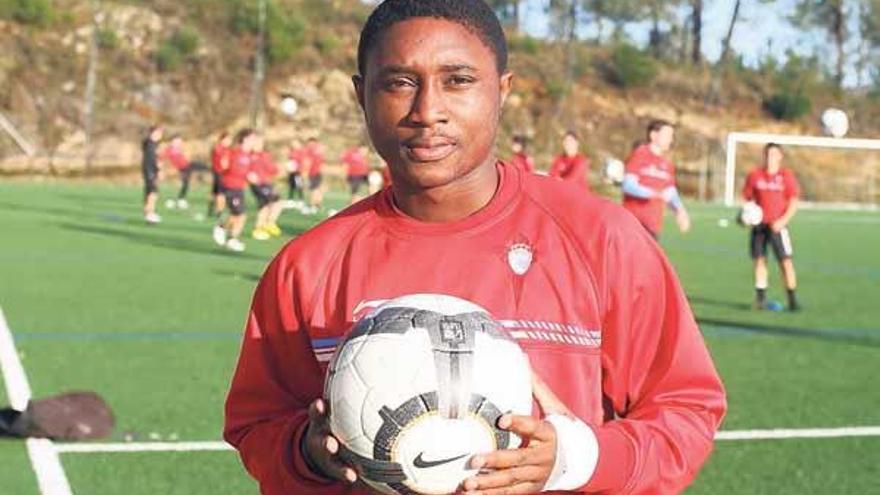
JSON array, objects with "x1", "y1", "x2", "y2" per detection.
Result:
[{"x1": 402, "y1": 137, "x2": 457, "y2": 162}]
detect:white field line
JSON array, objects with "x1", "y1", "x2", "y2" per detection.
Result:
[
  {"x1": 50, "y1": 426, "x2": 880, "y2": 455},
  {"x1": 0, "y1": 308, "x2": 73, "y2": 495}
]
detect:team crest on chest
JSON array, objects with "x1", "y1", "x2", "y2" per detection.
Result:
[{"x1": 507, "y1": 243, "x2": 534, "y2": 276}]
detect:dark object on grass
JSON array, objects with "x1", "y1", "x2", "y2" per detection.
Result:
[{"x1": 0, "y1": 391, "x2": 114, "y2": 441}]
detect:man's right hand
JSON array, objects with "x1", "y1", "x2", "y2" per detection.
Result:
[{"x1": 302, "y1": 399, "x2": 358, "y2": 484}]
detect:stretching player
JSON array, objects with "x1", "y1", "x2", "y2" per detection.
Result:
[
  {"x1": 250, "y1": 135, "x2": 283, "y2": 240},
  {"x1": 159, "y1": 134, "x2": 193, "y2": 209},
  {"x1": 140, "y1": 125, "x2": 163, "y2": 224},
  {"x1": 549, "y1": 130, "x2": 590, "y2": 189},
  {"x1": 342, "y1": 145, "x2": 370, "y2": 204},
  {"x1": 304, "y1": 137, "x2": 326, "y2": 214},
  {"x1": 209, "y1": 131, "x2": 232, "y2": 222},
  {"x1": 225, "y1": 2, "x2": 725, "y2": 494},
  {"x1": 216, "y1": 129, "x2": 259, "y2": 252},
  {"x1": 743, "y1": 143, "x2": 801, "y2": 311},
  {"x1": 622, "y1": 120, "x2": 691, "y2": 238},
  {"x1": 285, "y1": 139, "x2": 306, "y2": 207},
  {"x1": 509, "y1": 135, "x2": 535, "y2": 173}
]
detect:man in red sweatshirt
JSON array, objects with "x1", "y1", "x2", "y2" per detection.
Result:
[
  {"x1": 224, "y1": 1, "x2": 726, "y2": 494},
  {"x1": 549, "y1": 131, "x2": 590, "y2": 190}
]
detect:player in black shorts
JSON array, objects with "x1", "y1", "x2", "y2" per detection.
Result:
[{"x1": 141, "y1": 125, "x2": 164, "y2": 224}]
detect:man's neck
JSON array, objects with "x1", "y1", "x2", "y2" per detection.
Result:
[
  {"x1": 649, "y1": 143, "x2": 664, "y2": 156},
  {"x1": 392, "y1": 159, "x2": 500, "y2": 223}
]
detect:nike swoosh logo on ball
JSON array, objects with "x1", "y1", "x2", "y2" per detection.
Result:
[{"x1": 413, "y1": 452, "x2": 469, "y2": 469}]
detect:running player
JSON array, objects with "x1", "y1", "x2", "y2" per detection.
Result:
[
  {"x1": 225, "y1": 2, "x2": 725, "y2": 494},
  {"x1": 159, "y1": 134, "x2": 193, "y2": 209},
  {"x1": 509, "y1": 134, "x2": 535, "y2": 173},
  {"x1": 622, "y1": 120, "x2": 691, "y2": 238},
  {"x1": 342, "y1": 145, "x2": 370, "y2": 204},
  {"x1": 140, "y1": 125, "x2": 164, "y2": 224},
  {"x1": 209, "y1": 131, "x2": 232, "y2": 223},
  {"x1": 285, "y1": 139, "x2": 307, "y2": 207},
  {"x1": 305, "y1": 137, "x2": 326, "y2": 214},
  {"x1": 743, "y1": 143, "x2": 801, "y2": 311},
  {"x1": 549, "y1": 130, "x2": 590, "y2": 189},
  {"x1": 216, "y1": 129, "x2": 259, "y2": 252},
  {"x1": 249, "y1": 135, "x2": 283, "y2": 240}
]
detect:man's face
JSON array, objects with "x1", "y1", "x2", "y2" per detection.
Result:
[
  {"x1": 766, "y1": 147, "x2": 783, "y2": 169},
  {"x1": 562, "y1": 135, "x2": 578, "y2": 156},
  {"x1": 171, "y1": 137, "x2": 182, "y2": 148},
  {"x1": 511, "y1": 140, "x2": 523, "y2": 155},
  {"x1": 151, "y1": 128, "x2": 164, "y2": 142},
  {"x1": 651, "y1": 125, "x2": 675, "y2": 153},
  {"x1": 221, "y1": 136, "x2": 232, "y2": 147},
  {"x1": 354, "y1": 18, "x2": 512, "y2": 191}
]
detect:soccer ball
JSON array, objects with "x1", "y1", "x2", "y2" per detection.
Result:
[
  {"x1": 820, "y1": 108, "x2": 849, "y2": 138},
  {"x1": 279, "y1": 95, "x2": 299, "y2": 117},
  {"x1": 325, "y1": 294, "x2": 532, "y2": 495},
  {"x1": 739, "y1": 201, "x2": 763, "y2": 227},
  {"x1": 603, "y1": 157, "x2": 625, "y2": 184}
]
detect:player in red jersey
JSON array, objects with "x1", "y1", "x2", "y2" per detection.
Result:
[
  {"x1": 549, "y1": 131, "x2": 590, "y2": 189},
  {"x1": 209, "y1": 131, "x2": 232, "y2": 222},
  {"x1": 621, "y1": 120, "x2": 691, "y2": 238},
  {"x1": 250, "y1": 135, "x2": 283, "y2": 240},
  {"x1": 159, "y1": 134, "x2": 194, "y2": 210},
  {"x1": 216, "y1": 129, "x2": 259, "y2": 252},
  {"x1": 509, "y1": 135, "x2": 535, "y2": 173},
  {"x1": 224, "y1": 2, "x2": 725, "y2": 494},
  {"x1": 342, "y1": 145, "x2": 371, "y2": 204},
  {"x1": 742, "y1": 143, "x2": 801, "y2": 311},
  {"x1": 305, "y1": 137, "x2": 326, "y2": 214}
]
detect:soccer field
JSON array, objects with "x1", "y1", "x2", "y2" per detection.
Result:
[{"x1": 0, "y1": 181, "x2": 877, "y2": 494}]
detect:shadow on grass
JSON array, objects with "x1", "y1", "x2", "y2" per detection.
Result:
[
  {"x1": 57, "y1": 222, "x2": 268, "y2": 262},
  {"x1": 212, "y1": 269, "x2": 262, "y2": 283},
  {"x1": 688, "y1": 295, "x2": 753, "y2": 312},
  {"x1": 697, "y1": 317, "x2": 880, "y2": 348}
]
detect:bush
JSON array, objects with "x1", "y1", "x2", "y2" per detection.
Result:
[
  {"x1": 155, "y1": 27, "x2": 199, "y2": 72},
  {"x1": 0, "y1": 0, "x2": 53, "y2": 26},
  {"x1": 763, "y1": 91, "x2": 812, "y2": 121},
  {"x1": 155, "y1": 42, "x2": 182, "y2": 72},
  {"x1": 96, "y1": 28, "x2": 118, "y2": 50},
  {"x1": 608, "y1": 43, "x2": 657, "y2": 88},
  {"x1": 229, "y1": 0, "x2": 304, "y2": 65},
  {"x1": 509, "y1": 35, "x2": 540, "y2": 56},
  {"x1": 169, "y1": 27, "x2": 199, "y2": 56}
]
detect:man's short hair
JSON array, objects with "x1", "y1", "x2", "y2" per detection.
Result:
[
  {"x1": 357, "y1": 0, "x2": 508, "y2": 76},
  {"x1": 512, "y1": 135, "x2": 527, "y2": 147},
  {"x1": 764, "y1": 142, "x2": 783, "y2": 155},
  {"x1": 563, "y1": 130, "x2": 578, "y2": 140},
  {"x1": 646, "y1": 119, "x2": 673, "y2": 139},
  {"x1": 235, "y1": 128, "x2": 255, "y2": 145}
]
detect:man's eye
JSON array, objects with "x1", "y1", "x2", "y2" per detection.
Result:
[
  {"x1": 385, "y1": 78, "x2": 415, "y2": 89},
  {"x1": 448, "y1": 75, "x2": 476, "y2": 86}
]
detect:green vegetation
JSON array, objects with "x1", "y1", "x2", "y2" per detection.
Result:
[
  {"x1": 156, "y1": 26, "x2": 200, "y2": 72},
  {"x1": 608, "y1": 43, "x2": 658, "y2": 88},
  {"x1": 0, "y1": 0, "x2": 53, "y2": 26},
  {"x1": 0, "y1": 182, "x2": 877, "y2": 494}
]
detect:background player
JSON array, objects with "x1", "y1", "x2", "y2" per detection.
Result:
[
  {"x1": 159, "y1": 134, "x2": 193, "y2": 210},
  {"x1": 304, "y1": 137, "x2": 325, "y2": 214},
  {"x1": 209, "y1": 131, "x2": 232, "y2": 221},
  {"x1": 621, "y1": 119, "x2": 691, "y2": 238},
  {"x1": 224, "y1": 2, "x2": 726, "y2": 494},
  {"x1": 743, "y1": 143, "x2": 801, "y2": 311},
  {"x1": 140, "y1": 124, "x2": 164, "y2": 224},
  {"x1": 509, "y1": 134, "x2": 534, "y2": 173},
  {"x1": 285, "y1": 138, "x2": 306, "y2": 208},
  {"x1": 549, "y1": 130, "x2": 590, "y2": 189},
  {"x1": 341, "y1": 145, "x2": 370, "y2": 204},
  {"x1": 216, "y1": 129, "x2": 258, "y2": 252},
  {"x1": 249, "y1": 134, "x2": 283, "y2": 240}
]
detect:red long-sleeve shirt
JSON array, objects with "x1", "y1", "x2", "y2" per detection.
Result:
[
  {"x1": 622, "y1": 144, "x2": 677, "y2": 235},
  {"x1": 742, "y1": 167, "x2": 800, "y2": 224},
  {"x1": 224, "y1": 162, "x2": 726, "y2": 495},
  {"x1": 549, "y1": 154, "x2": 590, "y2": 190}
]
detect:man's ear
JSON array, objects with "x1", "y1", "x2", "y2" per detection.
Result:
[
  {"x1": 352, "y1": 75, "x2": 366, "y2": 112},
  {"x1": 499, "y1": 71, "x2": 514, "y2": 107}
]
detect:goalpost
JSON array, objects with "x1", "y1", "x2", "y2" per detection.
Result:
[{"x1": 724, "y1": 132, "x2": 880, "y2": 209}]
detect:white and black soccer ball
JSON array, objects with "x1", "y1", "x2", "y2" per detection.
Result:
[
  {"x1": 325, "y1": 294, "x2": 533, "y2": 495},
  {"x1": 820, "y1": 108, "x2": 849, "y2": 138},
  {"x1": 603, "y1": 157, "x2": 625, "y2": 184},
  {"x1": 279, "y1": 95, "x2": 299, "y2": 117},
  {"x1": 739, "y1": 201, "x2": 763, "y2": 227}
]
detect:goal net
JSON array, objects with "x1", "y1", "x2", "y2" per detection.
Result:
[{"x1": 724, "y1": 132, "x2": 880, "y2": 211}]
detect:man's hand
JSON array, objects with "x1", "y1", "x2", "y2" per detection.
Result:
[
  {"x1": 459, "y1": 374, "x2": 567, "y2": 494},
  {"x1": 301, "y1": 399, "x2": 357, "y2": 484},
  {"x1": 676, "y1": 208, "x2": 691, "y2": 234},
  {"x1": 771, "y1": 219, "x2": 787, "y2": 233}
]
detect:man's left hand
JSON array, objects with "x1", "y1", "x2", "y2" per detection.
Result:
[{"x1": 771, "y1": 219, "x2": 787, "y2": 232}]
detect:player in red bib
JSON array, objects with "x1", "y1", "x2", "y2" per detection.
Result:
[
  {"x1": 159, "y1": 134, "x2": 194, "y2": 210},
  {"x1": 549, "y1": 131, "x2": 590, "y2": 189},
  {"x1": 621, "y1": 120, "x2": 691, "y2": 238},
  {"x1": 742, "y1": 143, "x2": 801, "y2": 311},
  {"x1": 342, "y1": 145, "x2": 371, "y2": 204},
  {"x1": 216, "y1": 129, "x2": 259, "y2": 252},
  {"x1": 509, "y1": 135, "x2": 535, "y2": 173},
  {"x1": 249, "y1": 135, "x2": 283, "y2": 240},
  {"x1": 285, "y1": 139, "x2": 307, "y2": 207},
  {"x1": 209, "y1": 131, "x2": 232, "y2": 222},
  {"x1": 304, "y1": 137, "x2": 326, "y2": 214},
  {"x1": 224, "y1": 2, "x2": 725, "y2": 494}
]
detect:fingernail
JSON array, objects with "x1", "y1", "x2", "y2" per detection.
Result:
[
  {"x1": 470, "y1": 456, "x2": 485, "y2": 469},
  {"x1": 316, "y1": 399, "x2": 324, "y2": 414},
  {"x1": 325, "y1": 436, "x2": 338, "y2": 454},
  {"x1": 498, "y1": 415, "x2": 511, "y2": 428},
  {"x1": 344, "y1": 468, "x2": 357, "y2": 483},
  {"x1": 464, "y1": 478, "x2": 478, "y2": 489}
]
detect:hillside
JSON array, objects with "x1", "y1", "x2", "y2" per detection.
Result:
[{"x1": 1, "y1": 0, "x2": 878, "y2": 202}]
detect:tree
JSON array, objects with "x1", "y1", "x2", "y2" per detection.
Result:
[
  {"x1": 488, "y1": 0, "x2": 521, "y2": 31},
  {"x1": 718, "y1": 0, "x2": 741, "y2": 66},
  {"x1": 857, "y1": 0, "x2": 880, "y2": 87},
  {"x1": 691, "y1": 0, "x2": 703, "y2": 64},
  {"x1": 791, "y1": 0, "x2": 848, "y2": 88}
]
